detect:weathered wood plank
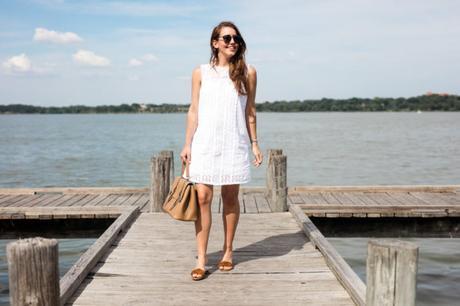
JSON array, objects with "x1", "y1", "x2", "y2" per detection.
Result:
[
  {"x1": 40, "y1": 194, "x2": 78, "y2": 207},
  {"x1": 136, "y1": 194, "x2": 151, "y2": 212},
  {"x1": 352, "y1": 192, "x2": 381, "y2": 205},
  {"x1": 1, "y1": 195, "x2": 30, "y2": 207},
  {"x1": 61, "y1": 194, "x2": 91, "y2": 207},
  {"x1": 290, "y1": 185, "x2": 460, "y2": 192},
  {"x1": 238, "y1": 192, "x2": 245, "y2": 213},
  {"x1": 115, "y1": 193, "x2": 142, "y2": 207},
  {"x1": 288, "y1": 192, "x2": 305, "y2": 204},
  {"x1": 0, "y1": 206, "x2": 127, "y2": 213},
  {"x1": 340, "y1": 192, "x2": 368, "y2": 205},
  {"x1": 0, "y1": 207, "x2": 127, "y2": 220},
  {"x1": 93, "y1": 194, "x2": 120, "y2": 206},
  {"x1": 363, "y1": 192, "x2": 400, "y2": 205},
  {"x1": 31, "y1": 194, "x2": 65, "y2": 207},
  {"x1": 254, "y1": 193, "x2": 271, "y2": 213},
  {"x1": 69, "y1": 212, "x2": 354, "y2": 305},
  {"x1": 60, "y1": 206, "x2": 140, "y2": 304},
  {"x1": 0, "y1": 187, "x2": 458, "y2": 221},
  {"x1": 0, "y1": 187, "x2": 148, "y2": 195},
  {"x1": 243, "y1": 193, "x2": 258, "y2": 213},
  {"x1": 100, "y1": 194, "x2": 131, "y2": 206},
  {"x1": 69, "y1": 194, "x2": 99, "y2": 207},
  {"x1": 289, "y1": 204, "x2": 365, "y2": 306},
  {"x1": 12, "y1": 194, "x2": 49, "y2": 207},
  {"x1": 80, "y1": 194, "x2": 111, "y2": 207},
  {"x1": 385, "y1": 192, "x2": 415, "y2": 205},
  {"x1": 433, "y1": 192, "x2": 460, "y2": 205},
  {"x1": 301, "y1": 192, "x2": 329, "y2": 205},
  {"x1": 321, "y1": 192, "x2": 343, "y2": 205},
  {"x1": 410, "y1": 191, "x2": 457, "y2": 206}
]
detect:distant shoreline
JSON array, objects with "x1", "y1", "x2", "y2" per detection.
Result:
[
  {"x1": 1, "y1": 94, "x2": 459, "y2": 113},
  {"x1": 1, "y1": 111, "x2": 459, "y2": 115}
]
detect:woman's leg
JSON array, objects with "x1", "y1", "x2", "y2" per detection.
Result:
[
  {"x1": 220, "y1": 184, "x2": 240, "y2": 268},
  {"x1": 193, "y1": 183, "x2": 213, "y2": 275}
]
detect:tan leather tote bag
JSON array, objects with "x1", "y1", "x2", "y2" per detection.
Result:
[{"x1": 162, "y1": 161, "x2": 198, "y2": 221}]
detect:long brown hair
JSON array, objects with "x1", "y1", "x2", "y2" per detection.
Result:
[{"x1": 209, "y1": 21, "x2": 248, "y2": 96}]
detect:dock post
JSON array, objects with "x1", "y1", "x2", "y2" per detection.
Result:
[
  {"x1": 265, "y1": 149, "x2": 287, "y2": 212},
  {"x1": 160, "y1": 150, "x2": 175, "y2": 188},
  {"x1": 150, "y1": 151, "x2": 172, "y2": 212},
  {"x1": 366, "y1": 239, "x2": 418, "y2": 306},
  {"x1": 7, "y1": 237, "x2": 59, "y2": 306}
]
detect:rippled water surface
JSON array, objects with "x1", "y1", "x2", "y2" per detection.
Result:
[
  {"x1": 0, "y1": 112, "x2": 459, "y2": 305},
  {"x1": 0, "y1": 112, "x2": 459, "y2": 187}
]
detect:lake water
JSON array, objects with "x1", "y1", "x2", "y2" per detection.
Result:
[
  {"x1": 0, "y1": 112, "x2": 459, "y2": 305},
  {"x1": 0, "y1": 112, "x2": 459, "y2": 187}
]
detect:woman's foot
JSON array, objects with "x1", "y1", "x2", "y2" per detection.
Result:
[
  {"x1": 218, "y1": 249, "x2": 233, "y2": 271},
  {"x1": 191, "y1": 255, "x2": 208, "y2": 280},
  {"x1": 191, "y1": 268, "x2": 208, "y2": 281}
]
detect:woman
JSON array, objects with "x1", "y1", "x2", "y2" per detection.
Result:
[{"x1": 180, "y1": 21, "x2": 263, "y2": 281}]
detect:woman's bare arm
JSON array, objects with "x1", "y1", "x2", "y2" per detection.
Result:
[
  {"x1": 181, "y1": 66, "x2": 201, "y2": 163},
  {"x1": 245, "y1": 65, "x2": 263, "y2": 166},
  {"x1": 245, "y1": 66, "x2": 257, "y2": 141}
]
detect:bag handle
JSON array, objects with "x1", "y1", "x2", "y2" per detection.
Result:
[{"x1": 181, "y1": 160, "x2": 190, "y2": 179}]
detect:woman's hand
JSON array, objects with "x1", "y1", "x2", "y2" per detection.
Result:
[
  {"x1": 251, "y1": 143, "x2": 263, "y2": 167},
  {"x1": 180, "y1": 144, "x2": 191, "y2": 164}
]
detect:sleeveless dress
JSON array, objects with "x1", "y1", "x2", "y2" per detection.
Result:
[{"x1": 188, "y1": 63, "x2": 252, "y2": 185}]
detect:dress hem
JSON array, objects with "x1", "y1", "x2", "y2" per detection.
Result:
[{"x1": 188, "y1": 179, "x2": 251, "y2": 186}]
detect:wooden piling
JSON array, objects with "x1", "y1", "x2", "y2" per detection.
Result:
[
  {"x1": 7, "y1": 237, "x2": 59, "y2": 306},
  {"x1": 265, "y1": 149, "x2": 287, "y2": 212},
  {"x1": 150, "y1": 152, "x2": 172, "y2": 212},
  {"x1": 366, "y1": 239, "x2": 419, "y2": 306},
  {"x1": 160, "y1": 150, "x2": 174, "y2": 188}
]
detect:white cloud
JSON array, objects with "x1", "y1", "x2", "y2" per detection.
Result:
[
  {"x1": 129, "y1": 58, "x2": 143, "y2": 67},
  {"x1": 34, "y1": 27, "x2": 83, "y2": 44},
  {"x1": 128, "y1": 53, "x2": 159, "y2": 67},
  {"x1": 2, "y1": 53, "x2": 54, "y2": 76},
  {"x1": 73, "y1": 50, "x2": 110, "y2": 67},
  {"x1": 141, "y1": 53, "x2": 159, "y2": 62},
  {"x1": 3, "y1": 53, "x2": 32, "y2": 73}
]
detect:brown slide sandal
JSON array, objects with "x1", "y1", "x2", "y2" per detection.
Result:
[
  {"x1": 218, "y1": 261, "x2": 234, "y2": 271},
  {"x1": 191, "y1": 268, "x2": 209, "y2": 281}
]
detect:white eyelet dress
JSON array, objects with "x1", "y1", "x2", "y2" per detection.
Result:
[{"x1": 188, "y1": 63, "x2": 252, "y2": 185}]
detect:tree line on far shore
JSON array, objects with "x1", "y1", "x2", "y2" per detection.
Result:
[{"x1": 1, "y1": 94, "x2": 458, "y2": 114}]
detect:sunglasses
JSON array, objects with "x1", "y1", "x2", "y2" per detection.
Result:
[{"x1": 219, "y1": 34, "x2": 242, "y2": 44}]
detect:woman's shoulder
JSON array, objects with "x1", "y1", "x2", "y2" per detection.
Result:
[
  {"x1": 246, "y1": 63, "x2": 257, "y2": 77},
  {"x1": 191, "y1": 65, "x2": 204, "y2": 82},
  {"x1": 192, "y1": 63, "x2": 212, "y2": 74},
  {"x1": 193, "y1": 63, "x2": 210, "y2": 72}
]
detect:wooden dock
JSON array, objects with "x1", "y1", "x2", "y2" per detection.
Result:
[
  {"x1": 1, "y1": 185, "x2": 459, "y2": 218},
  {"x1": 1, "y1": 185, "x2": 459, "y2": 305},
  {"x1": 68, "y1": 212, "x2": 354, "y2": 305}
]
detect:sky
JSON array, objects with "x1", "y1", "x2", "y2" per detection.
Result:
[{"x1": 1, "y1": 0, "x2": 459, "y2": 106}]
